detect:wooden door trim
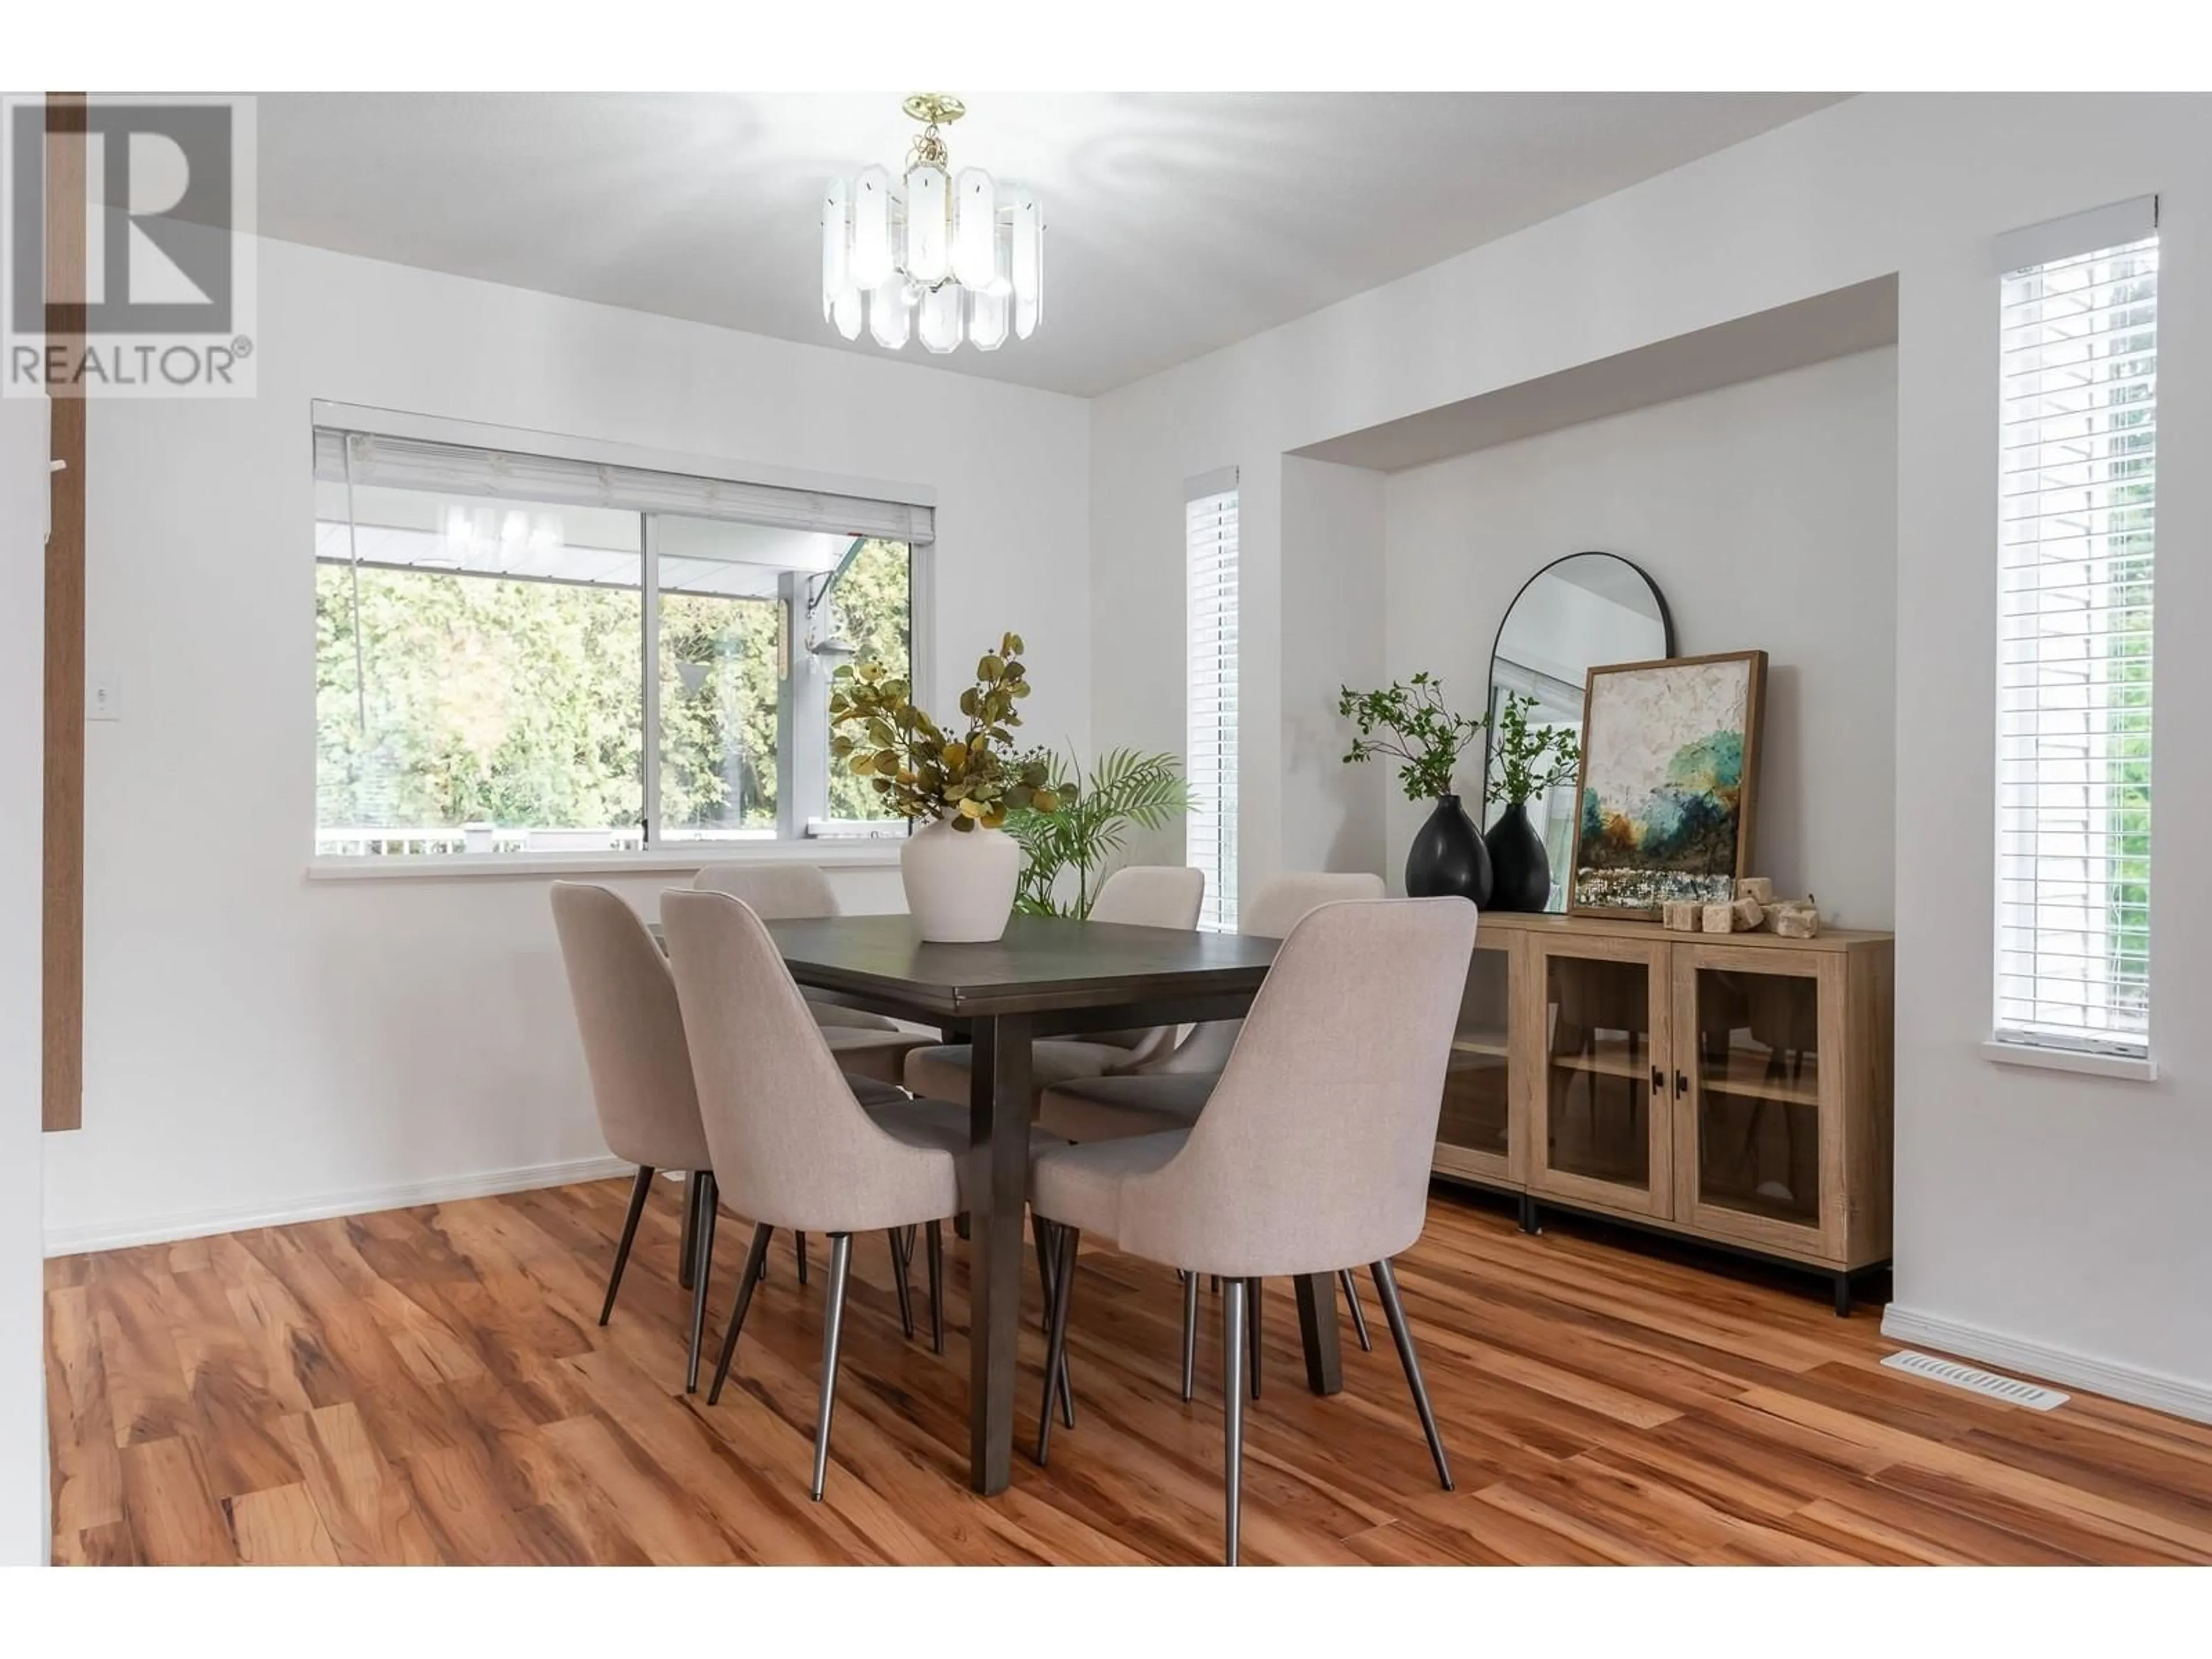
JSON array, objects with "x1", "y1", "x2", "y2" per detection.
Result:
[
  {"x1": 43, "y1": 92, "x2": 86, "y2": 1133},
  {"x1": 1673, "y1": 939, "x2": 1822, "y2": 979}
]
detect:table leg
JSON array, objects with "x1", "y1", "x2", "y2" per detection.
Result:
[
  {"x1": 967, "y1": 1013, "x2": 1032, "y2": 1494},
  {"x1": 1293, "y1": 1272, "x2": 1343, "y2": 1396}
]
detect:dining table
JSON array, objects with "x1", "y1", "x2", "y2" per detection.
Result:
[{"x1": 758, "y1": 910, "x2": 1348, "y2": 1495}]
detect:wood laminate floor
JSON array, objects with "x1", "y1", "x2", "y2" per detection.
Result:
[{"x1": 43, "y1": 1180, "x2": 2212, "y2": 1565}]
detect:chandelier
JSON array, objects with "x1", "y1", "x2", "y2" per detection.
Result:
[{"x1": 821, "y1": 93, "x2": 1043, "y2": 354}]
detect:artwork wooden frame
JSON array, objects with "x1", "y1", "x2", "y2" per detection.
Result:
[{"x1": 1566, "y1": 649, "x2": 1767, "y2": 922}]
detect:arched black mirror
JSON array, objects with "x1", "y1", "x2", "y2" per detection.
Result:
[{"x1": 1480, "y1": 552, "x2": 1675, "y2": 911}]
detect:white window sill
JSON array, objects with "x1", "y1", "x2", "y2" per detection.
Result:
[
  {"x1": 1981, "y1": 1039, "x2": 2157, "y2": 1084},
  {"x1": 305, "y1": 839, "x2": 904, "y2": 883}
]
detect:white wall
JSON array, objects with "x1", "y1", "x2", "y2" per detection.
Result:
[
  {"x1": 2, "y1": 392, "x2": 50, "y2": 1561},
  {"x1": 1385, "y1": 350, "x2": 1899, "y2": 925},
  {"x1": 47, "y1": 237, "x2": 1091, "y2": 1252},
  {"x1": 1092, "y1": 94, "x2": 2212, "y2": 1414},
  {"x1": 1280, "y1": 457, "x2": 1387, "y2": 876}
]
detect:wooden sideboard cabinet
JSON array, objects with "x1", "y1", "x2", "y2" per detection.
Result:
[{"x1": 1435, "y1": 910, "x2": 1893, "y2": 1311}]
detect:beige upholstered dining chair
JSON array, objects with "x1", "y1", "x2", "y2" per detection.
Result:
[
  {"x1": 1036, "y1": 869, "x2": 1390, "y2": 1370},
  {"x1": 662, "y1": 887, "x2": 1060, "y2": 1499},
  {"x1": 690, "y1": 863, "x2": 931, "y2": 1296},
  {"x1": 550, "y1": 881, "x2": 728, "y2": 1395},
  {"x1": 1138, "y1": 870, "x2": 1387, "y2": 1077},
  {"x1": 690, "y1": 862, "x2": 930, "y2": 1080},
  {"x1": 1028, "y1": 896, "x2": 1477, "y2": 1563},
  {"x1": 691, "y1": 863, "x2": 885, "y2": 1017},
  {"x1": 902, "y1": 864, "x2": 1206, "y2": 1105}
]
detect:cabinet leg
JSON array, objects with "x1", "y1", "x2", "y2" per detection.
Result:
[
  {"x1": 1518, "y1": 1195, "x2": 1541, "y2": 1235},
  {"x1": 1832, "y1": 1271, "x2": 1853, "y2": 1319}
]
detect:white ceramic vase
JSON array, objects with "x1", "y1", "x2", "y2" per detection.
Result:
[{"x1": 900, "y1": 816, "x2": 1021, "y2": 942}]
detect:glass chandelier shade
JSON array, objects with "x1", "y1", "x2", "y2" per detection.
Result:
[{"x1": 821, "y1": 96, "x2": 1043, "y2": 353}]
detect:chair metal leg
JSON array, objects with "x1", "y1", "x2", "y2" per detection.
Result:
[
  {"x1": 599, "y1": 1166, "x2": 654, "y2": 1326},
  {"x1": 706, "y1": 1224, "x2": 774, "y2": 1406},
  {"x1": 1339, "y1": 1267, "x2": 1373, "y2": 1353},
  {"x1": 926, "y1": 1219, "x2": 946, "y2": 1354},
  {"x1": 1222, "y1": 1277, "x2": 1245, "y2": 1566},
  {"x1": 1245, "y1": 1278, "x2": 1262, "y2": 1399},
  {"x1": 678, "y1": 1171, "x2": 701, "y2": 1291},
  {"x1": 1180, "y1": 1268, "x2": 1199, "y2": 1402},
  {"x1": 810, "y1": 1234, "x2": 854, "y2": 1501},
  {"x1": 1029, "y1": 1219, "x2": 1073, "y2": 1427},
  {"x1": 888, "y1": 1227, "x2": 915, "y2": 1340},
  {"x1": 684, "y1": 1172, "x2": 718, "y2": 1394},
  {"x1": 1785, "y1": 1096, "x2": 1802, "y2": 1195},
  {"x1": 795, "y1": 1230, "x2": 808, "y2": 1286},
  {"x1": 1032, "y1": 1223, "x2": 1080, "y2": 1466},
  {"x1": 1033, "y1": 1221, "x2": 1054, "y2": 1333},
  {"x1": 1051, "y1": 1250, "x2": 1075, "y2": 1433},
  {"x1": 1369, "y1": 1257, "x2": 1452, "y2": 1491}
]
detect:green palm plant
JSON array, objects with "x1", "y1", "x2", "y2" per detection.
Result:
[{"x1": 1006, "y1": 748, "x2": 1194, "y2": 919}]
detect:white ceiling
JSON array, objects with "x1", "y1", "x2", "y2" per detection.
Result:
[{"x1": 252, "y1": 92, "x2": 1848, "y2": 398}]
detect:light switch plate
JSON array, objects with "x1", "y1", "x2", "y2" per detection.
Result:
[{"x1": 88, "y1": 672, "x2": 120, "y2": 722}]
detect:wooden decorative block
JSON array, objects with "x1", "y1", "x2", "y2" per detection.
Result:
[
  {"x1": 1732, "y1": 895, "x2": 1766, "y2": 931},
  {"x1": 1752, "y1": 895, "x2": 1804, "y2": 931},
  {"x1": 1772, "y1": 904, "x2": 1820, "y2": 939},
  {"x1": 1701, "y1": 902, "x2": 1736, "y2": 934},
  {"x1": 1736, "y1": 877, "x2": 1774, "y2": 904},
  {"x1": 1662, "y1": 900, "x2": 1700, "y2": 932}
]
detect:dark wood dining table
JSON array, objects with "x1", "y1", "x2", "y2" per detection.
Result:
[{"x1": 763, "y1": 911, "x2": 1349, "y2": 1495}]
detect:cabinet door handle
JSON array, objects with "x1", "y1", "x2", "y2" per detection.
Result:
[
  {"x1": 1650, "y1": 1066, "x2": 1664, "y2": 1093},
  {"x1": 1675, "y1": 1070, "x2": 1690, "y2": 1096}
]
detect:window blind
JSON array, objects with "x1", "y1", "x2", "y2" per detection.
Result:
[
  {"x1": 312, "y1": 427, "x2": 934, "y2": 545},
  {"x1": 1994, "y1": 206, "x2": 2157, "y2": 1059},
  {"x1": 1187, "y1": 479, "x2": 1240, "y2": 931}
]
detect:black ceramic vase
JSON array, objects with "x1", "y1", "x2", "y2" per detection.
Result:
[
  {"x1": 1483, "y1": 798, "x2": 1553, "y2": 912},
  {"x1": 1405, "y1": 794, "x2": 1492, "y2": 906}
]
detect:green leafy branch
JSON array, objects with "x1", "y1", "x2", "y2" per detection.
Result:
[
  {"x1": 1486, "y1": 691, "x2": 1581, "y2": 807},
  {"x1": 1336, "y1": 672, "x2": 1486, "y2": 802}
]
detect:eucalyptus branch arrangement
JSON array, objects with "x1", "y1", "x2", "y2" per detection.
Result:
[
  {"x1": 1336, "y1": 673, "x2": 1487, "y2": 802},
  {"x1": 1006, "y1": 748, "x2": 1192, "y2": 918},
  {"x1": 1486, "y1": 691, "x2": 1582, "y2": 808},
  {"x1": 830, "y1": 632, "x2": 1060, "y2": 831}
]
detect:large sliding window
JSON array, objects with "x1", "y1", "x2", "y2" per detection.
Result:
[
  {"x1": 312, "y1": 416, "x2": 926, "y2": 857},
  {"x1": 1185, "y1": 471, "x2": 1239, "y2": 930},
  {"x1": 1994, "y1": 199, "x2": 2157, "y2": 1063}
]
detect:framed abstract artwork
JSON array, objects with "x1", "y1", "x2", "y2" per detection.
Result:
[{"x1": 1567, "y1": 650, "x2": 1767, "y2": 921}]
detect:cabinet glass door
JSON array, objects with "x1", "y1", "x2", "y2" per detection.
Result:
[
  {"x1": 1437, "y1": 939, "x2": 1516, "y2": 1186},
  {"x1": 1533, "y1": 944, "x2": 1671, "y2": 1216},
  {"x1": 1679, "y1": 955, "x2": 1834, "y2": 1253}
]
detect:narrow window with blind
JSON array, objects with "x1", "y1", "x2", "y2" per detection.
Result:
[
  {"x1": 310, "y1": 407, "x2": 925, "y2": 858},
  {"x1": 1186, "y1": 472, "x2": 1240, "y2": 930},
  {"x1": 1994, "y1": 199, "x2": 2157, "y2": 1066}
]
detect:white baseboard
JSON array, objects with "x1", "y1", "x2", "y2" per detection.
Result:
[
  {"x1": 1882, "y1": 1303, "x2": 2212, "y2": 1427},
  {"x1": 43, "y1": 1154, "x2": 633, "y2": 1257}
]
